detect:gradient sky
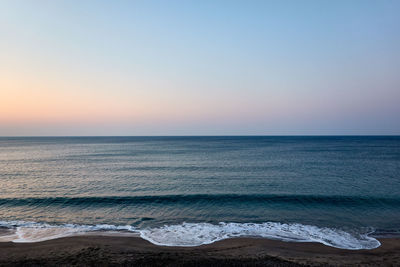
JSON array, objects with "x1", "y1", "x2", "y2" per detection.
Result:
[{"x1": 1, "y1": 0, "x2": 399, "y2": 135}]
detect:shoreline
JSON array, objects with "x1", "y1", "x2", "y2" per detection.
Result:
[{"x1": 0, "y1": 236, "x2": 399, "y2": 266}]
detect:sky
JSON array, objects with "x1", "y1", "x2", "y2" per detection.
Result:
[{"x1": 1, "y1": 0, "x2": 399, "y2": 136}]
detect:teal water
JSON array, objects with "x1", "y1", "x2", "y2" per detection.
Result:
[{"x1": 0, "y1": 136, "x2": 399, "y2": 249}]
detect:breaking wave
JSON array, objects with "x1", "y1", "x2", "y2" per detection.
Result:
[{"x1": 0, "y1": 220, "x2": 380, "y2": 250}]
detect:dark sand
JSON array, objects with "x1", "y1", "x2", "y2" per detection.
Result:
[{"x1": 0, "y1": 236, "x2": 399, "y2": 266}]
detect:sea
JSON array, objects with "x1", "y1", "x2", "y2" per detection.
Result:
[{"x1": 0, "y1": 136, "x2": 399, "y2": 250}]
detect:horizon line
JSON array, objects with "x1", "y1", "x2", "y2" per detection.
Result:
[{"x1": 1, "y1": 135, "x2": 399, "y2": 138}]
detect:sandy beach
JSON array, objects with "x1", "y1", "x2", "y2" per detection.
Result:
[{"x1": 0, "y1": 236, "x2": 399, "y2": 266}]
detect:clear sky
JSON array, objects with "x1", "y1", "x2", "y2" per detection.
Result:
[{"x1": 1, "y1": 0, "x2": 399, "y2": 136}]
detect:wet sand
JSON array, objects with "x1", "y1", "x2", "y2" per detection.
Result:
[{"x1": 0, "y1": 236, "x2": 399, "y2": 266}]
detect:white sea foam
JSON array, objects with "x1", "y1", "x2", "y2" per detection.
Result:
[
  {"x1": 0, "y1": 220, "x2": 380, "y2": 250},
  {"x1": 0, "y1": 221, "x2": 136, "y2": 243},
  {"x1": 139, "y1": 222, "x2": 381, "y2": 250}
]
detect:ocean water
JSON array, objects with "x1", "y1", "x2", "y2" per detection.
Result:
[{"x1": 0, "y1": 136, "x2": 399, "y2": 249}]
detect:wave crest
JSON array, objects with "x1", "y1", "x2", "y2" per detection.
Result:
[
  {"x1": 140, "y1": 222, "x2": 380, "y2": 250},
  {"x1": 0, "y1": 220, "x2": 380, "y2": 250},
  {"x1": 1, "y1": 194, "x2": 399, "y2": 207}
]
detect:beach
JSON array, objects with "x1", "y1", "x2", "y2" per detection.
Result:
[{"x1": 0, "y1": 236, "x2": 399, "y2": 266}]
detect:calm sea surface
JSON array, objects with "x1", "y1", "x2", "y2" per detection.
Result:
[{"x1": 0, "y1": 136, "x2": 399, "y2": 249}]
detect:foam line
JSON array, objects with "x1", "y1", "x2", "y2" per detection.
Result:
[{"x1": 0, "y1": 221, "x2": 380, "y2": 250}]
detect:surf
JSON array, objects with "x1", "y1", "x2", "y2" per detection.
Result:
[{"x1": 0, "y1": 220, "x2": 380, "y2": 250}]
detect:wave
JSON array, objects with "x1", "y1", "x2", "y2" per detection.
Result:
[
  {"x1": 0, "y1": 221, "x2": 136, "y2": 243},
  {"x1": 140, "y1": 222, "x2": 380, "y2": 250},
  {"x1": 1, "y1": 194, "x2": 399, "y2": 207},
  {"x1": 0, "y1": 220, "x2": 380, "y2": 250}
]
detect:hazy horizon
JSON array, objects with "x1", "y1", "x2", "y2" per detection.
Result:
[{"x1": 1, "y1": 0, "x2": 399, "y2": 136}]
